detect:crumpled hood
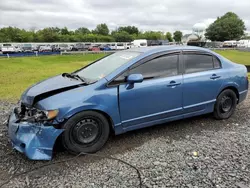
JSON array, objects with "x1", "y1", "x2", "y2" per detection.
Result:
[{"x1": 21, "y1": 75, "x2": 84, "y2": 106}]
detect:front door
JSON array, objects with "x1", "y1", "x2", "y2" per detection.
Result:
[{"x1": 118, "y1": 53, "x2": 183, "y2": 129}]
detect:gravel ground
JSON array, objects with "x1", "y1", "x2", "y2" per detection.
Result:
[{"x1": 0, "y1": 94, "x2": 250, "y2": 188}]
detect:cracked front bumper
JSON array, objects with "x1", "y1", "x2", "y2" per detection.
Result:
[{"x1": 7, "y1": 111, "x2": 64, "y2": 160}]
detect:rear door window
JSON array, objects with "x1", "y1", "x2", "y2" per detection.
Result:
[{"x1": 184, "y1": 53, "x2": 215, "y2": 74}]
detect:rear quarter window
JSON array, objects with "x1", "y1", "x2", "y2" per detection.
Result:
[{"x1": 213, "y1": 56, "x2": 221, "y2": 69}]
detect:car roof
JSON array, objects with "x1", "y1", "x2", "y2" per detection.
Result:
[{"x1": 126, "y1": 45, "x2": 213, "y2": 55}]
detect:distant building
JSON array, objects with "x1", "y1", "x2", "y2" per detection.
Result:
[
  {"x1": 182, "y1": 23, "x2": 208, "y2": 44},
  {"x1": 181, "y1": 34, "x2": 199, "y2": 44}
]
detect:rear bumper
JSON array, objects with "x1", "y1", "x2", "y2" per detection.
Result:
[
  {"x1": 239, "y1": 90, "x2": 248, "y2": 103},
  {"x1": 7, "y1": 111, "x2": 64, "y2": 160}
]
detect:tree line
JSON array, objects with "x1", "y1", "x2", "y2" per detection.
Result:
[
  {"x1": 0, "y1": 12, "x2": 248, "y2": 43},
  {"x1": 0, "y1": 24, "x2": 183, "y2": 43}
]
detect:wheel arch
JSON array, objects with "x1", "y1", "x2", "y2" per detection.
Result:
[
  {"x1": 218, "y1": 85, "x2": 239, "y2": 102},
  {"x1": 89, "y1": 109, "x2": 115, "y2": 134},
  {"x1": 62, "y1": 106, "x2": 116, "y2": 133}
]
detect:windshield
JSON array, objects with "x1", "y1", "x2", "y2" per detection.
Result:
[{"x1": 76, "y1": 51, "x2": 141, "y2": 82}]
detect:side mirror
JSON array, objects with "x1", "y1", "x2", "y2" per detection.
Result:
[{"x1": 127, "y1": 74, "x2": 143, "y2": 84}]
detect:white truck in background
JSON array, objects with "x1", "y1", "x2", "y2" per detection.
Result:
[
  {"x1": 222, "y1": 40, "x2": 237, "y2": 48},
  {"x1": 1, "y1": 44, "x2": 15, "y2": 54},
  {"x1": 237, "y1": 40, "x2": 250, "y2": 48}
]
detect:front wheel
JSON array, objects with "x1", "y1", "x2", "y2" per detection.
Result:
[
  {"x1": 62, "y1": 111, "x2": 110, "y2": 154},
  {"x1": 213, "y1": 89, "x2": 237, "y2": 120}
]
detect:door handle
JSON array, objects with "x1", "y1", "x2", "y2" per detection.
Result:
[
  {"x1": 167, "y1": 81, "x2": 181, "y2": 87},
  {"x1": 210, "y1": 74, "x2": 221, "y2": 80}
]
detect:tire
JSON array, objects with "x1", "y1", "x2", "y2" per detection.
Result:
[
  {"x1": 62, "y1": 111, "x2": 110, "y2": 154},
  {"x1": 213, "y1": 89, "x2": 237, "y2": 120}
]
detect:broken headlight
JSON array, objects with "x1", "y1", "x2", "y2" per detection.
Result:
[
  {"x1": 15, "y1": 104, "x2": 59, "y2": 122},
  {"x1": 43, "y1": 110, "x2": 59, "y2": 120},
  {"x1": 30, "y1": 109, "x2": 59, "y2": 122}
]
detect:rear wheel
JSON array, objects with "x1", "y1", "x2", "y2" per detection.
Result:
[
  {"x1": 62, "y1": 111, "x2": 110, "y2": 154},
  {"x1": 213, "y1": 89, "x2": 237, "y2": 120}
]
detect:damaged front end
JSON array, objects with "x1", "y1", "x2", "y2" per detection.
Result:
[
  {"x1": 7, "y1": 74, "x2": 88, "y2": 160},
  {"x1": 14, "y1": 102, "x2": 59, "y2": 123},
  {"x1": 7, "y1": 102, "x2": 64, "y2": 160}
]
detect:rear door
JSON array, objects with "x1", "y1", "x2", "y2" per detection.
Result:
[{"x1": 182, "y1": 51, "x2": 224, "y2": 115}]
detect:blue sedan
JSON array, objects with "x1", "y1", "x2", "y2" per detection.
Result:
[{"x1": 7, "y1": 46, "x2": 248, "y2": 160}]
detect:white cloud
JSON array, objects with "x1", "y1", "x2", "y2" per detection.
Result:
[{"x1": 0, "y1": 0, "x2": 249, "y2": 33}]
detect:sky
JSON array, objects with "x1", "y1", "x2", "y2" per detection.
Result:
[{"x1": 0, "y1": 0, "x2": 249, "y2": 34}]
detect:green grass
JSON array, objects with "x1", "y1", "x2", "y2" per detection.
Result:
[
  {"x1": 215, "y1": 50, "x2": 250, "y2": 65},
  {"x1": 0, "y1": 50, "x2": 249, "y2": 101},
  {"x1": 0, "y1": 54, "x2": 106, "y2": 101}
]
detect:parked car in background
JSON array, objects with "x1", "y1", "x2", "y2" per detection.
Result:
[
  {"x1": 7, "y1": 46, "x2": 248, "y2": 160},
  {"x1": 237, "y1": 40, "x2": 250, "y2": 48},
  {"x1": 39, "y1": 45, "x2": 52, "y2": 52},
  {"x1": 32, "y1": 45, "x2": 39, "y2": 51},
  {"x1": 131, "y1": 39, "x2": 148, "y2": 48},
  {"x1": 147, "y1": 40, "x2": 161, "y2": 46},
  {"x1": 71, "y1": 43, "x2": 83, "y2": 51},
  {"x1": 54, "y1": 44, "x2": 71, "y2": 52},
  {"x1": 125, "y1": 43, "x2": 132, "y2": 49},
  {"x1": 71, "y1": 43, "x2": 89, "y2": 51},
  {"x1": 99, "y1": 44, "x2": 111, "y2": 51},
  {"x1": 223, "y1": 41, "x2": 237, "y2": 48},
  {"x1": 88, "y1": 45, "x2": 101, "y2": 51},
  {"x1": 2, "y1": 44, "x2": 15, "y2": 54},
  {"x1": 187, "y1": 41, "x2": 206, "y2": 47},
  {"x1": 84, "y1": 43, "x2": 92, "y2": 50},
  {"x1": 14, "y1": 46, "x2": 22, "y2": 53},
  {"x1": 35, "y1": 45, "x2": 42, "y2": 51},
  {"x1": 70, "y1": 45, "x2": 74, "y2": 50},
  {"x1": 110, "y1": 43, "x2": 117, "y2": 50},
  {"x1": 148, "y1": 40, "x2": 169, "y2": 46},
  {"x1": 50, "y1": 45, "x2": 56, "y2": 52},
  {"x1": 116, "y1": 43, "x2": 125, "y2": 50},
  {"x1": 22, "y1": 44, "x2": 33, "y2": 52},
  {"x1": 159, "y1": 40, "x2": 169, "y2": 46}
]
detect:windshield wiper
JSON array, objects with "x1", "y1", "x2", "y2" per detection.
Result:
[
  {"x1": 73, "y1": 74, "x2": 87, "y2": 83},
  {"x1": 62, "y1": 73, "x2": 88, "y2": 83}
]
